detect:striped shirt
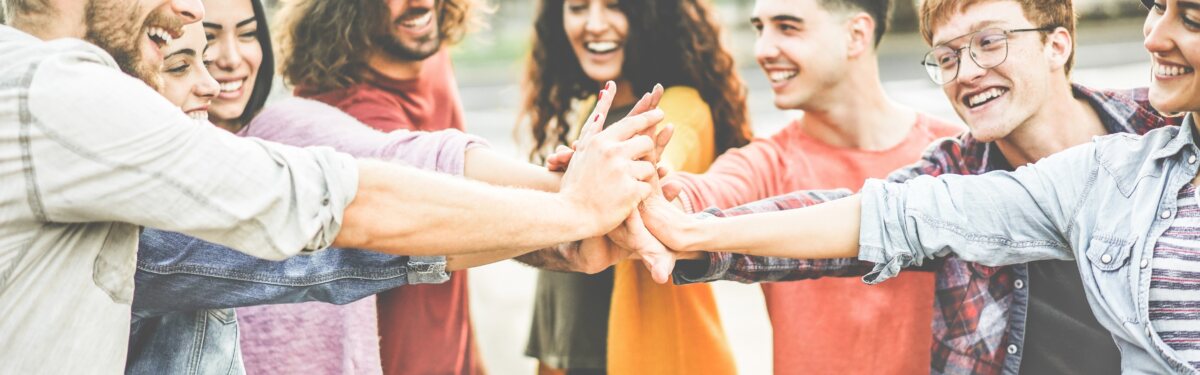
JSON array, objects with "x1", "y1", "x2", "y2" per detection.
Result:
[{"x1": 1150, "y1": 183, "x2": 1200, "y2": 370}]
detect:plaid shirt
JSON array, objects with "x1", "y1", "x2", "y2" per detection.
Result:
[{"x1": 673, "y1": 85, "x2": 1180, "y2": 375}]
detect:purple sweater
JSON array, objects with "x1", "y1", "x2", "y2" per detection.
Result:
[{"x1": 234, "y1": 98, "x2": 486, "y2": 375}]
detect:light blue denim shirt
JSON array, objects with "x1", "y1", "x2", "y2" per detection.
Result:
[
  {"x1": 126, "y1": 228, "x2": 448, "y2": 374},
  {"x1": 859, "y1": 115, "x2": 1200, "y2": 374}
]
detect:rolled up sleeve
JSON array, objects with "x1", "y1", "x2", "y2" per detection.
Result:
[{"x1": 857, "y1": 142, "x2": 1099, "y2": 284}]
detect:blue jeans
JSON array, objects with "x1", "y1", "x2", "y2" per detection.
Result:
[{"x1": 126, "y1": 228, "x2": 448, "y2": 374}]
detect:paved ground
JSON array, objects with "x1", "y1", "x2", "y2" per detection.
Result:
[{"x1": 460, "y1": 18, "x2": 1153, "y2": 375}]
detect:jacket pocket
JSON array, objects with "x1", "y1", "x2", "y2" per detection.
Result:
[{"x1": 1084, "y1": 234, "x2": 1137, "y2": 322}]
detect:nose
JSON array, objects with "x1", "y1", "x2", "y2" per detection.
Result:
[
  {"x1": 1143, "y1": 10, "x2": 1173, "y2": 56},
  {"x1": 213, "y1": 36, "x2": 242, "y2": 72},
  {"x1": 955, "y1": 52, "x2": 987, "y2": 84},
  {"x1": 195, "y1": 70, "x2": 219, "y2": 99},
  {"x1": 584, "y1": 3, "x2": 608, "y2": 34},
  {"x1": 171, "y1": 0, "x2": 204, "y2": 25},
  {"x1": 754, "y1": 31, "x2": 781, "y2": 62}
]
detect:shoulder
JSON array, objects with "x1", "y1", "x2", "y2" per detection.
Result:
[
  {"x1": 658, "y1": 86, "x2": 711, "y2": 125},
  {"x1": 916, "y1": 112, "x2": 967, "y2": 138}
]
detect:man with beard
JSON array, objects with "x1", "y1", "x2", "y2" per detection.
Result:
[
  {"x1": 265, "y1": 1, "x2": 484, "y2": 373},
  {"x1": 0, "y1": 0, "x2": 668, "y2": 373}
]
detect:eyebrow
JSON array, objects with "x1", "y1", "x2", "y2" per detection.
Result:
[
  {"x1": 771, "y1": 15, "x2": 805, "y2": 24},
  {"x1": 165, "y1": 48, "x2": 197, "y2": 59},
  {"x1": 1180, "y1": 0, "x2": 1200, "y2": 10},
  {"x1": 202, "y1": 17, "x2": 257, "y2": 30},
  {"x1": 932, "y1": 20, "x2": 1005, "y2": 45}
]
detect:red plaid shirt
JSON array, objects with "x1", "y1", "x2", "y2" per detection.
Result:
[{"x1": 673, "y1": 85, "x2": 1179, "y2": 375}]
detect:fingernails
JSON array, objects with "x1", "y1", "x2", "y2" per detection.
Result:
[
  {"x1": 606, "y1": 81, "x2": 614, "y2": 90},
  {"x1": 593, "y1": 113, "x2": 601, "y2": 122},
  {"x1": 654, "y1": 83, "x2": 663, "y2": 92},
  {"x1": 598, "y1": 90, "x2": 605, "y2": 100}
]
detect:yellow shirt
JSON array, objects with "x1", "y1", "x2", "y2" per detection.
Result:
[{"x1": 606, "y1": 86, "x2": 735, "y2": 374}]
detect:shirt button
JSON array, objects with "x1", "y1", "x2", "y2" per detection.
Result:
[
  {"x1": 1014, "y1": 279, "x2": 1025, "y2": 289},
  {"x1": 1190, "y1": 155, "x2": 1197, "y2": 164},
  {"x1": 1007, "y1": 344, "x2": 1019, "y2": 354},
  {"x1": 1141, "y1": 258, "x2": 1150, "y2": 269},
  {"x1": 1101, "y1": 254, "x2": 1113, "y2": 264},
  {"x1": 1161, "y1": 210, "x2": 1172, "y2": 219}
]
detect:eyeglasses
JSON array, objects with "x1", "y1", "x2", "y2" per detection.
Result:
[{"x1": 920, "y1": 26, "x2": 1058, "y2": 85}]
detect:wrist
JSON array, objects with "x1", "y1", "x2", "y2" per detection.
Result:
[
  {"x1": 553, "y1": 193, "x2": 605, "y2": 240},
  {"x1": 677, "y1": 215, "x2": 712, "y2": 252}
]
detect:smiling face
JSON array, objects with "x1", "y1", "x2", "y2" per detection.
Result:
[
  {"x1": 202, "y1": 0, "x2": 261, "y2": 126},
  {"x1": 562, "y1": 0, "x2": 628, "y2": 83},
  {"x1": 83, "y1": 0, "x2": 203, "y2": 90},
  {"x1": 374, "y1": 0, "x2": 443, "y2": 61},
  {"x1": 930, "y1": 1, "x2": 1059, "y2": 142},
  {"x1": 1143, "y1": 0, "x2": 1200, "y2": 114},
  {"x1": 158, "y1": 22, "x2": 219, "y2": 121},
  {"x1": 751, "y1": 0, "x2": 852, "y2": 110}
]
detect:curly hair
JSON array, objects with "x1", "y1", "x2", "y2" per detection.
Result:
[
  {"x1": 274, "y1": 0, "x2": 479, "y2": 92},
  {"x1": 521, "y1": 0, "x2": 752, "y2": 162}
]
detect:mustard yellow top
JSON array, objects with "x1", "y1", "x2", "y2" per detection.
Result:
[{"x1": 606, "y1": 86, "x2": 735, "y2": 374}]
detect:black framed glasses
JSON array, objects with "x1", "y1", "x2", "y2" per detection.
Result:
[{"x1": 920, "y1": 26, "x2": 1058, "y2": 85}]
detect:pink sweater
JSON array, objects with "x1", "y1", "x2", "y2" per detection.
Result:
[{"x1": 234, "y1": 97, "x2": 486, "y2": 375}]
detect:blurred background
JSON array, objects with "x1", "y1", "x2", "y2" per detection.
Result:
[
  {"x1": 0, "y1": 1, "x2": 1153, "y2": 373},
  {"x1": 271, "y1": 0, "x2": 1151, "y2": 374}
]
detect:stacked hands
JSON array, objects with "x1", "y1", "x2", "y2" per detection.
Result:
[{"x1": 550, "y1": 81, "x2": 704, "y2": 284}]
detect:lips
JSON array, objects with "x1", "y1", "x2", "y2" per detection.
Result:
[
  {"x1": 585, "y1": 41, "x2": 620, "y2": 54},
  {"x1": 963, "y1": 87, "x2": 1008, "y2": 109},
  {"x1": 399, "y1": 10, "x2": 434, "y2": 28},
  {"x1": 1154, "y1": 61, "x2": 1194, "y2": 78},
  {"x1": 216, "y1": 78, "x2": 246, "y2": 100},
  {"x1": 766, "y1": 69, "x2": 798, "y2": 83}
]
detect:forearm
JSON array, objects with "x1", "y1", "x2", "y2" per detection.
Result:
[
  {"x1": 464, "y1": 147, "x2": 561, "y2": 192},
  {"x1": 335, "y1": 160, "x2": 596, "y2": 256},
  {"x1": 684, "y1": 195, "x2": 862, "y2": 259}
]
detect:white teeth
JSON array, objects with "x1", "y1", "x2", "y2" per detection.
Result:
[
  {"x1": 219, "y1": 80, "x2": 243, "y2": 93},
  {"x1": 188, "y1": 111, "x2": 208, "y2": 121},
  {"x1": 400, "y1": 12, "x2": 433, "y2": 28},
  {"x1": 146, "y1": 27, "x2": 173, "y2": 44},
  {"x1": 1155, "y1": 63, "x2": 1194, "y2": 77},
  {"x1": 768, "y1": 70, "x2": 798, "y2": 83},
  {"x1": 586, "y1": 41, "x2": 619, "y2": 53},
  {"x1": 967, "y1": 88, "x2": 1006, "y2": 107}
]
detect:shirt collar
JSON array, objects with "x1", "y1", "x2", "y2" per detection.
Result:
[{"x1": 1150, "y1": 114, "x2": 1197, "y2": 161}]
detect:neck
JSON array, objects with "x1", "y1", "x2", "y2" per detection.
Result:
[
  {"x1": 994, "y1": 82, "x2": 1106, "y2": 167},
  {"x1": 213, "y1": 118, "x2": 244, "y2": 133},
  {"x1": 366, "y1": 51, "x2": 427, "y2": 81},
  {"x1": 796, "y1": 60, "x2": 917, "y2": 150}
]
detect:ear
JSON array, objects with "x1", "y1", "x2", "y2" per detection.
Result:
[
  {"x1": 845, "y1": 12, "x2": 875, "y2": 58},
  {"x1": 1044, "y1": 27, "x2": 1073, "y2": 73}
]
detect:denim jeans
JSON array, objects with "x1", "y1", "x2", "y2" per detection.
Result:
[{"x1": 126, "y1": 228, "x2": 448, "y2": 374}]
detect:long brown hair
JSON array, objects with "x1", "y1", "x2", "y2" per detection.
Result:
[
  {"x1": 521, "y1": 0, "x2": 752, "y2": 162},
  {"x1": 274, "y1": 0, "x2": 479, "y2": 92}
]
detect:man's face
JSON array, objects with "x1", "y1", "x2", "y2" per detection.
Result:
[
  {"x1": 751, "y1": 0, "x2": 852, "y2": 110},
  {"x1": 375, "y1": 0, "x2": 443, "y2": 61},
  {"x1": 930, "y1": 1, "x2": 1056, "y2": 142},
  {"x1": 83, "y1": 0, "x2": 202, "y2": 90}
]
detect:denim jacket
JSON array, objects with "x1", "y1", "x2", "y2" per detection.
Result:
[
  {"x1": 125, "y1": 228, "x2": 448, "y2": 374},
  {"x1": 860, "y1": 115, "x2": 1200, "y2": 374}
]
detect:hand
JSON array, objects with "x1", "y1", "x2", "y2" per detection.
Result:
[
  {"x1": 558, "y1": 81, "x2": 664, "y2": 236},
  {"x1": 638, "y1": 174, "x2": 702, "y2": 254},
  {"x1": 546, "y1": 84, "x2": 672, "y2": 173},
  {"x1": 568, "y1": 237, "x2": 633, "y2": 274}
]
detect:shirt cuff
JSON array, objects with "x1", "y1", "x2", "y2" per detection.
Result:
[
  {"x1": 857, "y1": 179, "x2": 917, "y2": 285},
  {"x1": 670, "y1": 210, "x2": 731, "y2": 284},
  {"x1": 405, "y1": 256, "x2": 450, "y2": 284}
]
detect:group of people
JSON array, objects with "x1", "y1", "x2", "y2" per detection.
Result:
[{"x1": 1, "y1": 0, "x2": 1198, "y2": 374}]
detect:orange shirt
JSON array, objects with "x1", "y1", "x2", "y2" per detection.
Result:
[{"x1": 672, "y1": 114, "x2": 963, "y2": 374}]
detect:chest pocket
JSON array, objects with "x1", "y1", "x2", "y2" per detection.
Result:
[{"x1": 1084, "y1": 234, "x2": 1137, "y2": 322}]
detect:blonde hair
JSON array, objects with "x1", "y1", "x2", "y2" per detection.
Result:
[{"x1": 919, "y1": 0, "x2": 1076, "y2": 74}]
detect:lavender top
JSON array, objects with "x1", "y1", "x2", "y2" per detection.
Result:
[{"x1": 235, "y1": 97, "x2": 487, "y2": 375}]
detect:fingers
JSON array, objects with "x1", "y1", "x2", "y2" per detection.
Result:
[
  {"x1": 629, "y1": 160, "x2": 657, "y2": 182},
  {"x1": 627, "y1": 83, "x2": 664, "y2": 117},
  {"x1": 546, "y1": 146, "x2": 574, "y2": 172},
  {"x1": 651, "y1": 124, "x2": 674, "y2": 164},
  {"x1": 579, "y1": 81, "x2": 616, "y2": 143},
  {"x1": 616, "y1": 134, "x2": 656, "y2": 160},
  {"x1": 601, "y1": 108, "x2": 665, "y2": 142},
  {"x1": 662, "y1": 180, "x2": 684, "y2": 201},
  {"x1": 657, "y1": 165, "x2": 670, "y2": 179}
]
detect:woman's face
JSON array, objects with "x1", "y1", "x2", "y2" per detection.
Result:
[
  {"x1": 1143, "y1": 0, "x2": 1200, "y2": 113},
  {"x1": 158, "y1": 22, "x2": 219, "y2": 121},
  {"x1": 203, "y1": 0, "x2": 263, "y2": 124},
  {"x1": 562, "y1": 0, "x2": 628, "y2": 83}
]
